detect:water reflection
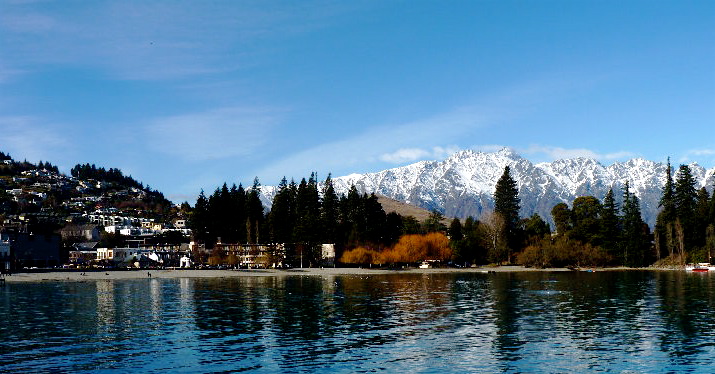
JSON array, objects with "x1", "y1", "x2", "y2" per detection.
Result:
[{"x1": 1, "y1": 271, "x2": 715, "y2": 372}]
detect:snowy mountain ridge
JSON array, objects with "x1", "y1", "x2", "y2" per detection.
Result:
[{"x1": 262, "y1": 148, "x2": 715, "y2": 227}]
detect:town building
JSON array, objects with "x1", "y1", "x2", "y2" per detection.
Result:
[
  {"x1": 8, "y1": 232, "x2": 62, "y2": 269},
  {"x1": 0, "y1": 233, "x2": 11, "y2": 271}
]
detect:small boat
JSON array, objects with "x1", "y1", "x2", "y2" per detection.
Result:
[
  {"x1": 686, "y1": 263, "x2": 714, "y2": 272},
  {"x1": 419, "y1": 260, "x2": 440, "y2": 269}
]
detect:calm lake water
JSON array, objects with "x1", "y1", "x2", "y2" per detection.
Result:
[{"x1": 1, "y1": 271, "x2": 714, "y2": 373}]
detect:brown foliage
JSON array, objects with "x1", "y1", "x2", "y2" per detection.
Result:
[
  {"x1": 379, "y1": 232, "x2": 452, "y2": 264},
  {"x1": 517, "y1": 236, "x2": 612, "y2": 268},
  {"x1": 340, "y1": 246, "x2": 381, "y2": 265},
  {"x1": 340, "y1": 233, "x2": 453, "y2": 265}
]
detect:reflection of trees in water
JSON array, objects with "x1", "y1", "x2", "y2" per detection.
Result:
[
  {"x1": 189, "y1": 273, "x2": 459, "y2": 369},
  {"x1": 484, "y1": 271, "x2": 658, "y2": 370},
  {"x1": 485, "y1": 271, "x2": 715, "y2": 369},
  {"x1": 487, "y1": 272, "x2": 525, "y2": 367},
  {"x1": 656, "y1": 271, "x2": 715, "y2": 360},
  {"x1": 187, "y1": 271, "x2": 715, "y2": 370}
]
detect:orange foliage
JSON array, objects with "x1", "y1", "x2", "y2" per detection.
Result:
[
  {"x1": 340, "y1": 246, "x2": 381, "y2": 264},
  {"x1": 341, "y1": 233, "x2": 453, "y2": 265},
  {"x1": 379, "y1": 232, "x2": 452, "y2": 264}
]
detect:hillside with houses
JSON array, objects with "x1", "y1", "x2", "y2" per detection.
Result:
[{"x1": 0, "y1": 151, "x2": 198, "y2": 272}]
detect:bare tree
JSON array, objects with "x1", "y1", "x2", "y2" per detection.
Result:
[{"x1": 481, "y1": 211, "x2": 507, "y2": 264}]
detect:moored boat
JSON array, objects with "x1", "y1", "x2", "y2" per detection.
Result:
[{"x1": 685, "y1": 263, "x2": 715, "y2": 272}]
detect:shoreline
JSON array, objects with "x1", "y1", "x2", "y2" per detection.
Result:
[{"x1": 0, "y1": 266, "x2": 680, "y2": 283}]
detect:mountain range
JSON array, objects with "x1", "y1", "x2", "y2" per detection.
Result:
[{"x1": 263, "y1": 148, "x2": 715, "y2": 227}]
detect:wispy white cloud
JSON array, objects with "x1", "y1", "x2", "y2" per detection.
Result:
[
  {"x1": 254, "y1": 104, "x2": 495, "y2": 179},
  {"x1": 0, "y1": 116, "x2": 69, "y2": 162},
  {"x1": 253, "y1": 75, "x2": 596, "y2": 179},
  {"x1": 471, "y1": 144, "x2": 509, "y2": 153},
  {"x1": 145, "y1": 107, "x2": 279, "y2": 162},
  {"x1": 379, "y1": 148, "x2": 430, "y2": 164},
  {"x1": 0, "y1": 12, "x2": 58, "y2": 33},
  {"x1": 520, "y1": 145, "x2": 635, "y2": 162},
  {"x1": 0, "y1": 2, "x2": 360, "y2": 81},
  {"x1": 687, "y1": 149, "x2": 715, "y2": 156},
  {"x1": 678, "y1": 148, "x2": 715, "y2": 166},
  {"x1": 379, "y1": 145, "x2": 461, "y2": 164}
]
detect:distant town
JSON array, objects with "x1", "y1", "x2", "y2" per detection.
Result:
[{"x1": 0, "y1": 151, "x2": 313, "y2": 272}]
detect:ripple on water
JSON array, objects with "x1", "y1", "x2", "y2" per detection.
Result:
[{"x1": 1, "y1": 272, "x2": 715, "y2": 372}]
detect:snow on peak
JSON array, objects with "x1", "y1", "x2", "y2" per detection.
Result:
[{"x1": 262, "y1": 149, "x2": 715, "y2": 227}]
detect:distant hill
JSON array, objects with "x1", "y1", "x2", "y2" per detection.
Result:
[
  {"x1": 0, "y1": 151, "x2": 172, "y2": 219},
  {"x1": 376, "y1": 194, "x2": 437, "y2": 222}
]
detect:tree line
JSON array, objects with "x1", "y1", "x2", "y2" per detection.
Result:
[
  {"x1": 189, "y1": 174, "x2": 442, "y2": 267},
  {"x1": 189, "y1": 161, "x2": 714, "y2": 268},
  {"x1": 654, "y1": 159, "x2": 715, "y2": 264},
  {"x1": 70, "y1": 163, "x2": 143, "y2": 189}
]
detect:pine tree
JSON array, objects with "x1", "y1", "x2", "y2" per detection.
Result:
[
  {"x1": 494, "y1": 166, "x2": 521, "y2": 261},
  {"x1": 320, "y1": 174, "x2": 340, "y2": 244},
  {"x1": 621, "y1": 181, "x2": 649, "y2": 267},
  {"x1": 363, "y1": 193, "x2": 387, "y2": 245},
  {"x1": 449, "y1": 218, "x2": 464, "y2": 242},
  {"x1": 674, "y1": 164, "x2": 698, "y2": 252},
  {"x1": 659, "y1": 158, "x2": 676, "y2": 221},
  {"x1": 674, "y1": 165, "x2": 697, "y2": 221},
  {"x1": 270, "y1": 177, "x2": 295, "y2": 244},
  {"x1": 694, "y1": 187, "x2": 711, "y2": 249},
  {"x1": 600, "y1": 188, "x2": 620, "y2": 255},
  {"x1": 384, "y1": 212, "x2": 404, "y2": 246},
  {"x1": 341, "y1": 185, "x2": 365, "y2": 245},
  {"x1": 245, "y1": 178, "x2": 264, "y2": 244},
  {"x1": 190, "y1": 190, "x2": 210, "y2": 244},
  {"x1": 294, "y1": 175, "x2": 321, "y2": 263},
  {"x1": 655, "y1": 159, "x2": 678, "y2": 260}
]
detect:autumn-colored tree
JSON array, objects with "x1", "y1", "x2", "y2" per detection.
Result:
[
  {"x1": 380, "y1": 233, "x2": 452, "y2": 264},
  {"x1": 340, "y1": 246, "x2": 381, "y2": 265},
  {"x1": 341, "y1": 233, "x2": 452, "y2": 265}
]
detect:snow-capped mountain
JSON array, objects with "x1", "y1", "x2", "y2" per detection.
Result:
[{"x1": 263, "y1": 148, "x2": 715, "y2": 227}]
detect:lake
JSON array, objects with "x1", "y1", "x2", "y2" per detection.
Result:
[{"x1": 1, "y1": 271, "x2": 714, "y2": 373}]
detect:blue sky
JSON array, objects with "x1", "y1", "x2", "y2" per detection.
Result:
[{"x1": 1, "y1": 0, "x2": 713, "y2": 203}]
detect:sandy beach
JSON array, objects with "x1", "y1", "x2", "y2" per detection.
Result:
[{"x1": 0, "y1": 265, "x2": 659, "y2": 283}]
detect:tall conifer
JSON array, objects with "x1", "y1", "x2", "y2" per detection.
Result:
[
  {"x1": 674, "y1": 165, "x2": 697, "y2": 222},
  {"x1": 674, "y1": 164, "x2": 698, "y2": 252},
  {"x1": 600, "y1": 188, "x2": 620, "y2": 254},
  {"x1": 621, "y1": 181, "x2": 648, "y2": 266},
  {"x1": 494, "y1": 166, "x2": 521, "y2": 262},
  {"x1": 321, "y1": 174, "x2": 340, "y2": 244},
  {"x1": 270, "y1": 177, "x2": 294, "y2": 243}
]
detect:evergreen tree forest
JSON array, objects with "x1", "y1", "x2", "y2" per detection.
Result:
[
  {"x1": 71, "y1": 163, "x2": 144, "y2": 189},
  {"x1": 517, "y1": 183, "x2": 652, "y2": 268},
  {"x1": 189, "y1": 174, "x2": 412, "y2": 267},
  {"x1": 654, "y1": 160, "x2": 715, "y2": 264},
  {"x1": 189, "y1": 163, "x2": 714, "y2": 269}
]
